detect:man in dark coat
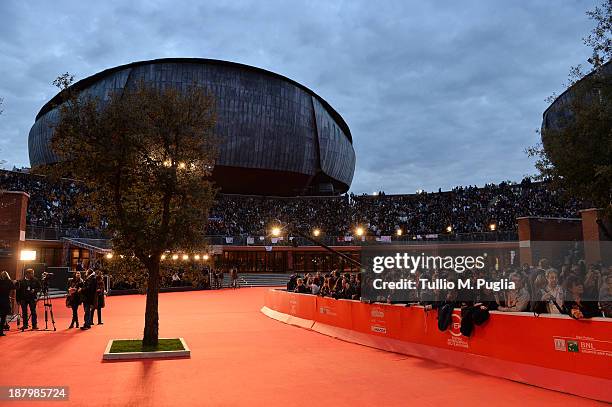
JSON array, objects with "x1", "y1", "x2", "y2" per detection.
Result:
[
  {"x1": 0, "y1": 271, "x2": 16, "y2": 336},
  {"x1": 16, "y1": 268, "x2": 40, "y2": 330},
  {"x1": 80, "y1": 270, "x2": 97, "y2": 330}
]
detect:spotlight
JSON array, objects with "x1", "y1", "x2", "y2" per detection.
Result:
[
  {"x1": 172, "y1": 254, "x2": 179, "y2": 260},
  {"x1": 271, "y1": 227, "x2": 281, "y2": 237},
  {"x1": 182, "y1": 254, "x2": 189, "y2": 260},
  {"x1": 105, "y1": 253, "x2": 113, "y2": 259},
  {"x1": 161, "y1": 254, "x2": 166, "y2": 260},
  {"x1": 396, "y1": 228, "x2": 402, "y2": 236},
  {"x1": 178, "y1": 162, "x2": 186, "y2": 169},
  {"x1": 163, "y1": 160, "x2": 172, "y2": 168},
  {"x1": 446, "y1": 225, "x2": 453, "y2": 233},
  {"x1": 489, "y1": 223, "x2": 497, "y2": 231},
  {"x1": 203, "y1": 254, "x2": 210, "y2": 261},
  {"x1": 194, "y1": 254, "x2": 201, "y2": 260},
  {"x1": 313, "y1": 228, "x2": 321, "y2": 237},
  {"x1": 355, "y1": 227, "x2": 365, "y2": 237},
  {"x1": 20, "y1": 250, "x2": 36, "y2": 261}
]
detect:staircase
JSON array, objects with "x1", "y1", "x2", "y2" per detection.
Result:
[{"x1": 222, "y1": 273, "x2": 290, "y2": 288}]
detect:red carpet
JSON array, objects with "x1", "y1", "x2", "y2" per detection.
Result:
[{"x1": 0, "y1": 288, "x2": 604, "y2": 406}]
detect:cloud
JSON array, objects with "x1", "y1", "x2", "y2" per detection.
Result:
[{"x1": 0, "y1": 0, "x2": 593, "y2": 193}]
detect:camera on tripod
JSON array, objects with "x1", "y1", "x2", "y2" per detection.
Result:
[{"x1": 40, "y1": 272, "x2": 54, "y2": 295}]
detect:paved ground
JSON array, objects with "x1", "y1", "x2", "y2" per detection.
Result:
[{"x1": 0, "y1": 288, "x2": 604, "y2": 406}]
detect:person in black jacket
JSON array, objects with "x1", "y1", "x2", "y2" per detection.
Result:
[
  {"x1": 0, "y1": 271, "x2": 16, "y2": 336},
  {"x1": 67, "y1": 272, "x2": 84, "y2": 329},
  {"x1": 16, "y1": 268, "x2": 40, "y2": 330},
  {"x1": 294, "y1": 278, "x2": 309, "y2": 294},
  {"x1": 80, "y1": 270, "x2": 97, "y2": 330},
  {"x1": 95, "y1": 271, "x2": 106, "y2": 325},
  {"x1": 563, "y1": 275, "x2": 601, "y2": 319}
]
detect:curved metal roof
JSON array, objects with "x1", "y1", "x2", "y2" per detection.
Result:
[{"x1": 35, "y1": 57, "x2": 353, "y2": 143}]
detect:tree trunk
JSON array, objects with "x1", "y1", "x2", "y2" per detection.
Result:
[{"x1": 143, "y1": 259, "x2": 160, "y2": 346}]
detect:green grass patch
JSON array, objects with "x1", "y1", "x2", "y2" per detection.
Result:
[{"x1": 109, "y1": 339, "x2": 185, "y2": 353}]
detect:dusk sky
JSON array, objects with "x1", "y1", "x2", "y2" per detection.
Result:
[{"x1": 0, "y1": 0, "x2": 595, "y2": 194}]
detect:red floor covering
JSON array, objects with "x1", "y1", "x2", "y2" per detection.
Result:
[{"x1": 0, "y1": 288, "x2": 605, "y2": 407}]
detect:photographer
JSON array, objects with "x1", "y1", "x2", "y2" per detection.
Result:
[
  {"x1": 0, "y1": 271, "x2": 16, "y2": 336},
  {"x1": 67, "y1": 272, "x2": 84, "y2": 329},
  {"x1": 16, "y1": 268, "x2": 41, "y2": 330}
]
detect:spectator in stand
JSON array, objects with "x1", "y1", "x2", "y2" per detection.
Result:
[
  {"x1": 563, "y1": 275, "x2": 602, "y2": 319},
  {"x1": 319, "y1": 277, "x2": 332, "y2": 297},
  {"x1": 294, "y1": 278, "x2": 309, "y2": 294},
  {"x1": 540, "y1": 270, "x2": 564, "y2": 314},
  {"x1": 497, "y1": 272, "x2": 530, "y2": 312},
  {"x1": 600, "y1": 273, "x2": 612, "y2": 318},
  {"x1": 307, "y1": 277, "x2": 320, "y2": 295}
]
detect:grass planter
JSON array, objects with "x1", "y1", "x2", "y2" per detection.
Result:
[{"x1": 103, "y1": 338, "x2": 191, "y2": 360}]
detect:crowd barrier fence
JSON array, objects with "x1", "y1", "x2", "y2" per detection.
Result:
[{"x1": 261, "y1": 289, "x2": 612, "y2": 402}]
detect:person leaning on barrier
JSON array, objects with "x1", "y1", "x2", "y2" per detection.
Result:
[
  {"x1": 319, "y1": 277, "x2": 332, "y2": 297},
  {"x1": 563, "y1": 275, "x2": 601, "y2": 319},
  {"x1": 538, "y1": 269, "x2": 564, "y2": 314},
  {"x1": 16, "y1": 268, "x2": 40, "y2": 330},
  {"x1": 67, "y1": 271, "x2": 84, "y2": 329},
  {"x1": 599, "y1": 273, "x2": 612, "y2": 318},
  {"x1": 294, "y1": 278, "x2": 309, "y2": 294},
  {"x1": 496, "y1": 272, "x2": 530, "y2": 312},
  {"x1": 0, "y1": 271, "x2": 16, "y2": 336}
]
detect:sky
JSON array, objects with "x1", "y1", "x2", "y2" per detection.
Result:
[{"x1": 0, "y1": 0, "x2": 596, "y2": 194}]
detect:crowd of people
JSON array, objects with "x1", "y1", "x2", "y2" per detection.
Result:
[
  {"x1": 66, "y1": 268, "x2": 107, "y2": 330},
  {"x1": 1, "y1": 169, "x2": 583, "y2": 238},
  {"x1": 286, "y1": 258, "x2": 612, "y2": 331},
  {"x1": 0, "y1": 169, "x2": 87, "y2": 228},
  {"x1": 0, "y1": 267, "x2": 107, "y2": 335},
  {"x1": 287, "y1": 270, "x2": 361, "y2": 300},
  {"x1": 207, "y1": 179, "x2": 583, "y2": 237}
]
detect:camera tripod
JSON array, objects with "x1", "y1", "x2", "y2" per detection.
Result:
[{"x1": 38, "y1": 285, "x2": 56, "y2": 332}]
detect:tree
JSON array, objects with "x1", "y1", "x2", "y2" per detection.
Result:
[
  {"x1": 529, "y1": 0, "x2": 612, "y2": 217},
  {"x1": 39, "y1": 77, "x2": 218, "y2": 345}
]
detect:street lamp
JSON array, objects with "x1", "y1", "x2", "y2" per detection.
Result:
[
  {"x1": 355, "y1": 227, "x2": 365, "y2": 237},
  {"x1": 203, "y1": 254, "x2": 209, "y2": 261},
  {"x1": 105, "y1": 253, "x2": 113, "y2": 259},
  {"x1": 489, "y1": 223, "x2": 497, "y2": 231},
  {"x1": 172, "y1": 254, "x2": 179, "y2": 260},
  {"x1": 396, "y1": 228, "x2": 403, "y2": 236},
  {"x1": 446, "y1": 225, "x2": 453, "y2": 233},
  {"x1": 271, "y1": 227, "x2": 281, "y2": 237},
  {"x1": 313, "y1": 228, "x2": 321, "y2": 237},
  {"x1": 182, "y1": 254, "x2": 189, "y2": 261}
]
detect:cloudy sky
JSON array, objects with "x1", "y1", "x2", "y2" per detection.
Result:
[{"x1": 0, "y1": 0, "x2": 595, "y2": 194}]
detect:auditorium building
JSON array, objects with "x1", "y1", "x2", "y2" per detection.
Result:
[{"x1": 29, "y1": 58, "x2": 356, "y2": 196}]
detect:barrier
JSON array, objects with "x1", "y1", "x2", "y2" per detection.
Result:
[{"x1": 262, "y1": 289, "x2": 612, "y2": 402}]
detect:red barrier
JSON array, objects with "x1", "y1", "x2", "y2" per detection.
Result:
[{"x1": 262, "y1": 289, "x2": 612, "y2": 402}]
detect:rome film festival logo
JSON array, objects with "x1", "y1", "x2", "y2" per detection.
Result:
[
  {"x1": 370, "y1": 307, "x2": 387, "y2": 334},
  {"x1": 446, "y1": 313, "x2": 469, "y2": 349}
]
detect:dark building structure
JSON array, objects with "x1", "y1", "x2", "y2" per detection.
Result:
[
  {"x1": 541, "y1": 61, "x2": 612, "y2": 135},
  {"x1": 29, "y1": 58, "x2": 355, "y2": 196}
]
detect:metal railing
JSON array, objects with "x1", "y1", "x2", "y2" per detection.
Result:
[{"x1": 24, "y1": 226, "x2": 517, "y2": 244}]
